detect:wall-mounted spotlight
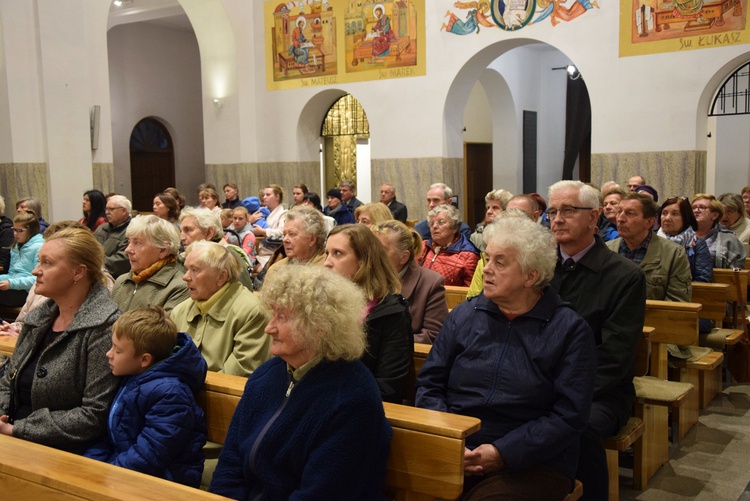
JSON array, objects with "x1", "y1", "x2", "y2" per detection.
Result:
[
  {"x1": 552, "y1": 65, "x2": 581, "y2": 80},
  {"x1": 213, "y1": 98, "x2": 222, "y2": 110},
  {"x1": 113, "y1": 0, "x2": 133, "y2": 6}
]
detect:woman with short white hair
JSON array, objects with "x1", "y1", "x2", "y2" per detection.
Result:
[
  {"x1": 170, "y1": 241, "x2": 270, "y2": 376},
  {"x1": 419, "y1": 204, "x2": 480, "y2": 287},
  {"x1": 417, "y1": 215, "x2": 596, "y2": 499},
  {"x1": 111, "y1": 215, "x2": 189, "y2": 313},
  {"x1": 178, "y1": 207, "x2": 254, "y2": 290}
]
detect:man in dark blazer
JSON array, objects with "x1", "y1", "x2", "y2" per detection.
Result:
[
  {"x1": 548, "y1": 180, "x2": 646, "y2": 501},
  {"x1": 379, "y1": 183, "x2": 408, "y2": 223}
]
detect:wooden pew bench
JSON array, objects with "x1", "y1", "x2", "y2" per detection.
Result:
[
  {"x1": 0, "y1": 434, "x2": 230, "y2": 500},
  {"x1": 635, "y1": 300, "x2": 699, "y2": 488},
  {"x1": 0, "y1": 367, "x2": 481, "y2": 501},
  {"x1": 706, "y1": 269, "x2": 749, "y2": 385},
  {"x1": 199, "y1": 371, "x2": 482, "y2": 500},
  {"x1": 0, "y1": 334, "x2": 16, "y2": 359},
  {"x1": 444, "y1": 285, "x2": 470, "y2": 311}
]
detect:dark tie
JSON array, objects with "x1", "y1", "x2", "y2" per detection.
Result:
[{"x1": 563, "y1": 258, "x2": 576, "y2": 272}]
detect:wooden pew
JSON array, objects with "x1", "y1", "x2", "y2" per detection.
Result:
[
  {"x1": 0, "y1": 434, "x2": 230, "y2": 500},
  {"x1": 200, "y1": 371, "x2": 482, "y2": 501},
  {"x1": 0, "y1": 366, "x2": 481, "y2": 501},
  {"x1": 636, "y1": 300, "x2": 699, "y2": 488},
  {"x1": 711, "y1": 268, "x2": 749, "y2": 327},
  {"x1": 444, "y1": 285, "x2": 470, "y2": 311},
  {"x1": 0, "y1": 335, "x2": 15, "y2": 359}
]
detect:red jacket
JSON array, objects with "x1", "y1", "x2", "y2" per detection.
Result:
[{"x1": 419, "y1": 233, "x2": 480, "y2": 287}]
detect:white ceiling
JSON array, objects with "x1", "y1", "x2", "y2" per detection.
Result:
[{"x1": 108, "y1": 0, "x2": 192, "y2": 32}]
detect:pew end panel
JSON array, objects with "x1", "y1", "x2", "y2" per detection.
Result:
[{"x1": 0, "y1": 335, "x2": 16, "y2": 359}]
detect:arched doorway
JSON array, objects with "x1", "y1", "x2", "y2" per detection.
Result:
[
  {"x1": 708, "y1": 60, "x2": 750, "y2": 195},
  {"x1": 321, "y1": 94, "x2": 370, "y2": 194},
  {"x1": 129, "y1": 117, "x2": 175, "y2": 212},
  {"x1": 445, "y1": 42, "x2": 589, "y2": 220}
]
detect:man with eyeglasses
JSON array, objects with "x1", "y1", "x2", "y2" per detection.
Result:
[
  {"x1": 548, "y1": 180, "x2": 646, "y2": 501},
  {"x1": 607, "y1": 192, "x2": 692, "y2": 302},
  {"x1": 94, "y1": 194, "x2": 132, "y2": 278}
]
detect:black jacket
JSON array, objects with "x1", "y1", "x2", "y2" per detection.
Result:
[
  {"x1": 550, "y1": 237, "x2": 646, "y2": 415},
  {"x1": 0, "y1": 216, "x2": 13, "y2": 274},
  {"x1": 362, "y1": 293, "x2": 413, "y2": 403}
]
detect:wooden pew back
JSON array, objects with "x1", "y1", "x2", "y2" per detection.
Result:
[
  {"x1": 690, "y1": 282, "x2": 731, "y2": 324},
  {"x1": 200, "y1": 371, "x2": 480, "y2": 500},
  {"x1": 0, "y1": 434, "x2": 228, "y2": 500},
  {"x1": 711, "y1": 268, "x2": 749, "y2": 306},
  {"x1": 444, "y1": 285, "x2": 470, "y2": 310}
]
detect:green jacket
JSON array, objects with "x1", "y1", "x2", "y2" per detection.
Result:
[
  {"x1": 111, "y1": 261, "x2": 190, "y2": 313},
  {"x1": 170, "y1": 281, "x2": 271, "y2": 376},
  {"x1": 606, "y1": 234, "x2": 692, "y2": 302}
]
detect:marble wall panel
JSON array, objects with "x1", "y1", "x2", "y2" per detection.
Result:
[
  {"x1": 591, "y1": 151, "x2": 706, "y2": 200},
  {"x1": 371, "y1": 157, "x2": 463, "y2": 222},
  {"x1": 93, "y1": 163, "x2": 114, "y2": 195},
  {"x1": 0, "y1": 163, "x2": 49, "y2": 219},
  {"x1": 206, "y1": 162, "x2": 321, "y2": 207}
]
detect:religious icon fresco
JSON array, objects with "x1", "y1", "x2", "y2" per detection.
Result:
[
  {"x1": 266, "y1": 0, "x2": 425, "y2": 90},
  {"x1": 344, "y1": 1, "x2": 419, "y2": 73},
  {"x1": 440, "y1": 0, "x2": 599, "y2": 33},
  {"x1": 620, "y1": 0, "x2": 748, "y2": 55},
  {"x1": 270, "y1": 0, "x2": 337, "y2": 82}
]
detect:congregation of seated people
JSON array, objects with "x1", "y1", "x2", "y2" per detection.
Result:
[{"x1": 2, "y1": 174, "x2": 750, "y2": 500}]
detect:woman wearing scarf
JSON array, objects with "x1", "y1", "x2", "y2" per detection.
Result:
[{"x1": 111, "y1": 215, "x2": 189, "y2": 313}]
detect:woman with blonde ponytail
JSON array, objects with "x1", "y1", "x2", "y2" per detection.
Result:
[{"x1": 373, "y1": 220, "x2": 448, "y2": 344}]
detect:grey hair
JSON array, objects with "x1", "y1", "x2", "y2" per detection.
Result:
[
  {"x1": 548, "y1": 180, "x2": 600, "y2": 209},
  {"x1": 428, "y1": 204, "x2": 461, "y2": 229},
  {"x1": 429, "y1": 183, "x2": 453, "y2": 200},
  {"x1": 339, "y1": 180, "x2": 356, "y2": 190},
  {"x1": 184, "y1": 240, "x2": 242, "y2": 282},
  {"x1": 484, "y1": 213, "x2": 557, "y2": 291},
  {"x1": 718, "y1": 193, "x2": 747, "y2": 218},
  {"x1": 485, "y1": 189, "x2": 514, "y2": 208},
  {"x1": 285, "y1": 205, "x2": 328, "y2": 250},
  {"x1": 180, "y1": 206, "x2": 225, "y2": 241},
  {"x1": 261, "y1": 265, "x2": 367, "y2": 361},
  {"x1": 108, "y1": 194, "x2": 132, "y2": 213},
  {"x1": 126, "y1": 215, "x2": 180, "y2": 256}
]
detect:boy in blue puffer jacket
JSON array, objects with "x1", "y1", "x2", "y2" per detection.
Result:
[{"x1": 85, "y1": 306, "x2": 207, "y2": 487}]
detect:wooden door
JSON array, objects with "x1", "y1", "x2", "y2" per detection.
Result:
[
  {"x1": 464, "y1": 142, "x2": 493, "y2": 230},
  {"x1": 129, "y1": 118, "x2": 175, "y2": 212}
]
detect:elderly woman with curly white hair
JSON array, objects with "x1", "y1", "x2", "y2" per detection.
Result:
[
  {"x1": 210, "y1": 265, "x2": 392, "y2": 500},
  {"x1": 417, "y1": 214, "x2": 596, "y2": 500},
  {"x1": 170, "y1": 241, "x2": 270, "y2": 376},
  {"x1": 110, "y1": 215, "x2": 189, "y2": 313}
]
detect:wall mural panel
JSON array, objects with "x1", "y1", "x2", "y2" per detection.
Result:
[
  {"x1": 265, "y1": 0, "x2": 425, "y2": 90},
  {"x1": 619, "y1": 0, "x2": 749, "y2": 55},
  {"x1": 440, "y1": 0, "x2": 600, "y2": 34}
]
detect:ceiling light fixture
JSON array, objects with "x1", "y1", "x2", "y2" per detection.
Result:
[{"x1": 552, "y1": 64, "x2": 581, "y2": 80}]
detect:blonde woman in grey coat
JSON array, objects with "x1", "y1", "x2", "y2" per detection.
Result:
[{"x1": 0, "y1": 226, "x2": 120, "y2": 453}]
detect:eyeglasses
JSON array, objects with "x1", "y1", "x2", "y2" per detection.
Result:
[
  {"x1": 692, "y1": 205, "x2": 711, "y2": 212},
  {"x1": 105, "y1": 206, "x2": 123, "y2": 212},
  {"x1": 544, "y1": 206, "x2": 593, "y2": 219},
  {"x1": 12, "y1": 228, "x2": 27, "y2": 234},
  {"x1": 430, "y1": 218, "x2": 451, "y2": 228}
]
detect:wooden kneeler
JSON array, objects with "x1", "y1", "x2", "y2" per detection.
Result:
[{"x1": 603, "y1": 417, "x2": 645, "y2": 501}]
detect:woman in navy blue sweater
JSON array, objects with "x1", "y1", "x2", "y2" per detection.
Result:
[{"x1": 210, "y1": 265, "x2": 392, "y2": 500}]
